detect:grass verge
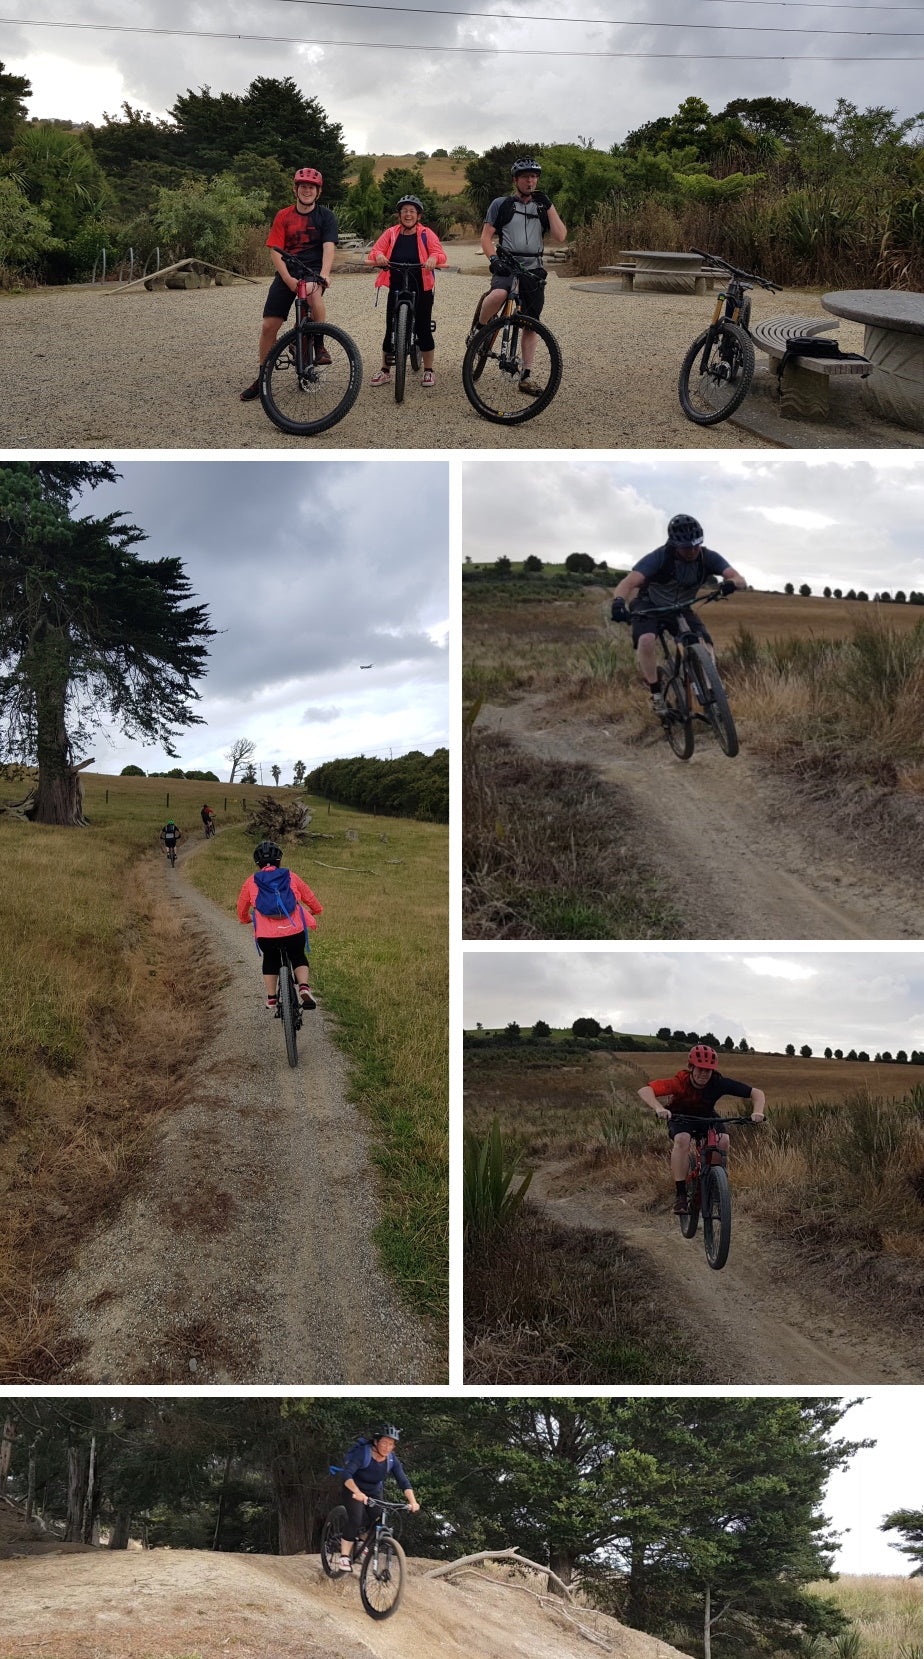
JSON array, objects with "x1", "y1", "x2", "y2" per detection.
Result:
[{"x1": 807, "y1": 1576, "x2": 924, "y2": 1659}]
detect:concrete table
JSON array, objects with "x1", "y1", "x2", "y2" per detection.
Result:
[
  {"x1": 619, "y1": 249, "x2": 706, "y2": 294},
  {"x1": 822, "y1": 289, "x2": 924, "y2": 429}
]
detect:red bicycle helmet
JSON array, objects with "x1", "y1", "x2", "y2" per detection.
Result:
[
  {"x1": 294, "y1": 167, "x2": 323, "y2": 188},
  {"x1": 688, "y1": 1044, "x2": 718, "y2": 1070}
]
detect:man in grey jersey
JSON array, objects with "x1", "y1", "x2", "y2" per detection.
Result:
[{"x1": 476, "y1": 157, "x2": 567, "y2": 395}]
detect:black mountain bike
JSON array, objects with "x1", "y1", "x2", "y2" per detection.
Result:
[
  {"x1": 320, "y1": 1498, "x2": 411, "y2": 1620},
  {"x1": 260, "y1": 253, "x2": 363, "y2": 437},
  {"x1": 618, "y1": 589, "x2": 739, "y2": 760},
  {"x1": 165, "y1": 843, "x2": 177, "y2": 866},
  {"x1": 379, "y1": 260, "x2": 428, "y2": 403},
  {"x1": 669, "y1": 1113, "x2": 760, "y2": 1270},
  {"x1": 462, "y1": 251, "x2": 562, "y2": 424},
  {"x1": 275, "y1": 956, "x2": 302, "y2": 1068},
  {"x1": 678, "y1": 250, "x2": 778, "y2": 425}
]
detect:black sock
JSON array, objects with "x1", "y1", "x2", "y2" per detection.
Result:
[{"x1": 675, "y1": 1180, "x2": 687, "y2": 1195}]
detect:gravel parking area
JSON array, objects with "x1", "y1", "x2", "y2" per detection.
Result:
[{"x1": 1, "y1": 261, "x2": 865, "y2": 451}]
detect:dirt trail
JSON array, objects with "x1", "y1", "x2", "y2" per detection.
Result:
[
  {"x1": 0, "y1": 1545, "x2": 693, "y2": 1659},
  {"x1": 480, "y1": 696, "x2": 924, "y2": 938},
  {"x1": 531, "y1": 1160, "x2": 922, "y2": 1384},
  {"x1": 55, "y1": 840, "x2": 435, "y2": 1384}
]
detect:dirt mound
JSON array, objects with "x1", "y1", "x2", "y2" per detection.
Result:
[
  {"x1": 0, "y1": 1547, "x2": 693, "y2": 1659},
  {"x1": 0, "y1": 1498, "x2": 92, "y2": 1558}
]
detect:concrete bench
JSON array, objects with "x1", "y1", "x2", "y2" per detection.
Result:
[
  {"x1": 600, "y1": 263, "x2": 724, "y2": 294},
  {"x1": 751, "y1": 315, "x2": 871, "y2": 420}
]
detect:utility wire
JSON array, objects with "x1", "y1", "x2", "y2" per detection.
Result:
[
  {"x1": 2, "y1": 15, "x2": 924, "y2": 53},
  {"x1": 267, "y1": 0, "x2": 924, "y2": 22}
]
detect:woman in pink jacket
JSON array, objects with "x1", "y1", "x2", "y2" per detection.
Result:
[
  {"x1": 366, "y1": 195, "x2": 448, "y2": 389},
  {"x1": 237, "y1": 839, "x2": 323, "y2": 1012}
]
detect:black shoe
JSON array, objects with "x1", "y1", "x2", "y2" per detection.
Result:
[
  {"x1": 673, "y1": 1194, "x2": 689, "y2": 1214},
  {"x1": 240, "y1": 379, "x2": 260, "y2": 401}
]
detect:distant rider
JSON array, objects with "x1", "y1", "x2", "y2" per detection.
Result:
[
  {"x1": 610, "y1": 514, "x2": 746, "y2": 716},
  {"x1": 159, "y1": 820, "x2": 182, "y2": 855},
  {"x1": 638, "y1": 1044, "x2": 766, "y2": 1213},
  {"x1": 476, "y1": 158, "x2": 567, "y2": 396},
  {"x1": 236, "y1": 839, "x2": 322, "y2": 1011},
  {"x1": 336, "y1": 1425, "x2": 420, "y2": 1575},
  {"x1": 200, "y1": 804, "x2": 215, "y2": 836},
  {"x1": 367, "y1": 194, "x2": 448, "y2": 388},
  {"x1": 240, "y1": 167, "x2": 338, "y2": 402}
]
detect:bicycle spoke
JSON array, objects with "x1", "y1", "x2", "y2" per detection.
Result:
[
  {"x1": 462, "y1": 312, "x2": 562, "y2": 424},
  {"x1": 678, "y1": 320, "x2": 754, "y2": 425},
  {"x1": 261, "y1": 324, "x2": 362, "y2": 437}
]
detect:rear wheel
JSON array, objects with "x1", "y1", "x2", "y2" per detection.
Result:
[
  {"x1": 702, "y1": 1165, "x2": 732, "y2": 1270},
  {"x1": 678, "y1": 319, "x2": 754, "y2": 425},
  {"x1": 279, "y1": 959, "x2": 299, "y2": 1069},
  {"x1": 689, "y1": 643, "x2": 739, "y2": 757},
  {"x1": 260, "y1": 323, "x2": 362, "y2": 437},
  {"x1": 462, "y1": 311, "x2": 562, "y2": 424},
  {"x1": 359, "y1": 1536, "x2": 405, "y2": 1619},
  {"x1": 658, "y1": 665, "x2": 694, "y2": 760},
  {"x1": 320, "y1": 1506, "x2": 347, "y2": 1577},
  {"x1": 393, "y1": 301, "x2": 411, "y2": 403}
]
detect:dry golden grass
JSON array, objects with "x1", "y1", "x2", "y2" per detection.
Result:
[
  {"x1": 346, "y1": 154, "x2": 471, "y2": 193},
  {"x1": 808, "y1": 1576, "x2": 923, "y2": 1659}
]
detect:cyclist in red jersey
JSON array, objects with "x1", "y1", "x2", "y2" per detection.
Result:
[
  {"x1": 638, "y1": 1044, "x2": 766, "y2": 1212},
  {"x1": 367, "y1": 195, "x2": 448, "y2": 389},
  {"x1": 240, "y1": 167, "x2": 338, "y2": 402}
]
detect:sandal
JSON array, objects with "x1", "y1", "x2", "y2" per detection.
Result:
[{"x1": 371, "y1": 368, "x2": 391, "y2": 386}]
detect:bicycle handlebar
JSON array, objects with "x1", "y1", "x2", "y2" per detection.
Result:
[
  {"x1": 613, "y1": 588, "x2": 732, "y2": 623},
  {"x1": 275, "y1": 250, "x2": 329, "y2": 287},
  {"x1": 690, "y1": 248, "x2": 778, "y2": 292},
  {"x1": 667, "y1": 1114, "x2": 761, "y2": 1130}
]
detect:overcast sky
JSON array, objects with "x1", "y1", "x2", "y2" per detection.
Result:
[
  {"x1": 823, "y1": 1393, "x2": 920, "y2": 1575},
  {"x1": 3, "y1": 1, "x2": 924, "y2": 155},
  {"x1": 462, "y1": 455, "x2": 924, "y2": 594},
  {"x1": 462, "y1": 949, "x2": 924, "y2": 1055},
  {"x1": 72, "y1": 459, "x2": 447, "y2": 780}
]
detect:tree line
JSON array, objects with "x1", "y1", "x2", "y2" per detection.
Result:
[
  {"x1": 465, "y1": 1024, "x2": 924, "y2": 1066},
  {"x1": 6, "y1": 1395, "x2": 912, "y2": 1656},
  {"x1": 304, "y1": 750, "x2": 448, "y2": 822}
]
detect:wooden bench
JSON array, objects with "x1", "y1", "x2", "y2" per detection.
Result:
[
  {"x1": 751, "y1": 315, "x2": 871, "y2": 421},
  {"x1": 600, "y1": 263, "x2": 724, "y2": 294}
]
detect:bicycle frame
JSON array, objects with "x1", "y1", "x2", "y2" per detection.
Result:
[{"x1": 642, "y1": 589, "x2": 727, "y2": 722}]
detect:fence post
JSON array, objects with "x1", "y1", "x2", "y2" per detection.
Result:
[
  {"x1": 166, "y1": 792, "x2": 170, "y2": 808},
  {"x1": 105, "y1": 789, "x2": 109, "y2": 804}
]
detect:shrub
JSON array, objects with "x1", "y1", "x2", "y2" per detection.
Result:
[
  {"x1": 120, "y1": 764, "x2": 146, "y2": 776},
  {"x1": 463, "y1": 1116, "x2": 533, "y2": 1239},
  {"x1": 153, "y1": 174, "x2": 267, "y2": 265}
]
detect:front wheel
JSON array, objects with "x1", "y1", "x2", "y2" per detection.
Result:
[
  {"x1": 359, "y1": 1536, "x2": 406, "y2": 1619},
  {"x1": 168, "y1": 846, "x2": 176, "y2": 866},
  {"x1": 658, "y1": 665, "x2": 694, "y2": 761},
  {"x1": 679, "y1": 1153, "x2": 701, "y2": 1237},
  {"x1": 702, "y1": 1165, "x2": 732, "y2": 1270},
  {"x1": 320, "y1": 1506, "x2": 347, "y2": 1577},
  {"x1": 688, "y1": 643, "x2": 739, "y2": 757},
  {"x1": 462, "y1": 311, "x2": 562, "y2": 424},
  {"x1": 393, "y1": 300, "x2": 411, "y2": 403},
  {"x1": 278, "y1": 959, "x2": 299, "y2": 1069},
  {"x1": 678, "y1": 319, "x2": 754, "y2": 425},
  {"x1": 260, "y1": 323, "x2": 362, "y2": 437}
]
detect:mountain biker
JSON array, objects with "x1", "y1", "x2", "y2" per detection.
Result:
[
  {"x1": 638, "y1": 1044, "x2": 766, "y2": 1213},
  {"x1": 200, "y1": 804, "x2": 215, "y2": 835},
  {"x1": 367, "y1": 195, "x2": 448, "y2": 389},
  {"x1": 159, "y1": 821, "x2": 182, "y2": 854},
  {"x1": 475, "y1": 158, "x2": 567, "y2": 396},
  {"x1": 336, "y1": 1425, "x2": 420, "y2": 1576},
  {"x1": 240, "y1": 167, "x2": 338, "y2": 402},
  {"x1": 236, "y1": 839, "x2": 323, "y2": 1012},
  {"x1": 610, "y1": 515, "x2": 747, "y2": 717}
]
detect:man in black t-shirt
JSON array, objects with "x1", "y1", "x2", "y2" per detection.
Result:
[{"x1": 240, "y1": 167, "x2": 338, "y2": 402}]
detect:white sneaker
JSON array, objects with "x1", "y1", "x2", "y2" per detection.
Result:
[{"x1": 339, "y1": 1556, "x2": 354, "y2": 1574}]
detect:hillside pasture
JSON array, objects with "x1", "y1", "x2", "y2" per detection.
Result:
[{"x1": 346, "y1": 153, "x2": 471, "y2": 193}]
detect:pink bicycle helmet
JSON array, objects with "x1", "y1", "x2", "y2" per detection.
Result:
[
  {"x1": 688, "y1": 1044, "x2": 718, "y2": 1070},
  {"x1": 294, "y1": 167, "x2": 323, "y2": 189}
]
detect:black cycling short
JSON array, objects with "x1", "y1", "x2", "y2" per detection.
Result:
[
  {"x1": 630, "y1": 607, "x2": 713, "y2": 650},
  {"x1": 256, "y1": 932, "x2": 309, "y2": 974},
  {"x1": 340, "y1": 1488, "x2": 383, "y2": 1542},
  {"x1": 667, "y1": 1113, "x2": 718, "y2": 1138},
  {"x1": 489, "y1": 265, "x2": 546, "y2": 319},
  {"x1": 263, "y1": 271, "x2": 322, "y2": 321},
  {"x1": 383, "y1": 286, "x2": 435, "y2": 356}
]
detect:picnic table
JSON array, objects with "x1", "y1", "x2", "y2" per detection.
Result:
[
  {"x1": 821, "y1": 290, "x2": 924, "y2": 429},
  {"x1": 600, "y1": 250, "x2": 723, "y2": 294}
]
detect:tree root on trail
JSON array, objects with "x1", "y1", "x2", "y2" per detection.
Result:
[{"x1": 426, "y1": 1550, "x2": 612, "y2": 1650}]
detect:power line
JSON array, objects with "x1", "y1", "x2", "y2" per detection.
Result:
[
  {"x1": 268, "y1": 0, "x2": 924, "y2": 22},
  {"x1": 2, "y1": 14, "x2": 924, "y2": 54}
]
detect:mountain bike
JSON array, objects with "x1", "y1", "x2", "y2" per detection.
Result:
[
  {"x1": 678, "y1": 250, "x2": 778, "y2": 425},
  {"x1": 320, "y1": 1498, "x2": 411, "y2": 1619},
  {"x1": 669, "y1": 1114, "x2": 760, "y2": 1269},
  {"x1": 462, "y1": 251, "x2": 563, "y2": 424},
  {"x1": 203, "y1": 817, "x2": 216, "y2": 839},
  {"x1": 260, "y1": 253, "x2": 363, "y2": 437},
  {"x1": 163, "y1": 841, "x2": 178, "y2": 866},
  {"x1": 617, "y1": 589, "x2": 738, "y2": 760},
  {"x1": 275, "y1": 955, "x2": 302, "y2": 1068},
  {"x1": 379, "y1": 260, "x2": 427, "y2": 403}
]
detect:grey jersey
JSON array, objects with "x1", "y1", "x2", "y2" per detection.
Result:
[{"x1": 486, "y1": 196, "x2": 545, "y2": 268}]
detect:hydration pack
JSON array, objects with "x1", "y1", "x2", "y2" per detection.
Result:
[
  {"x1": 251, "y1": 867, "x2": 308, "y2": 952},
  {"x1": 493, "y1": 194, "x2": 551, "y2": 239},
  {"x1": 330, "y1": 1437, "x2": 394, "y2": 1478}
]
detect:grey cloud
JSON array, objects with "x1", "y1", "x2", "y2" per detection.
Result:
[{"x1": 300, "y1": 705, "x2": 342, "y2": 724}]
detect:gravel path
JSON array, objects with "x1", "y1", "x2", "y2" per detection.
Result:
[
  {"x1": 1, "y1": 261, "x2": 863, "y2": 450},
  {"x1": 55, "y1": 841, "x2": 437, "y2": 1385}
]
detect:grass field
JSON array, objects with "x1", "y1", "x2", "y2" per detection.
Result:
[
  {"x1": 345, "y1": 154, "x2": 471, "y2": 193},
  {"x1": 0, "y1": 772, "x2": 447, "y2": 1378},
  {"x1": 808, "y1": 1576, "x2": 923, "y2": 1659}
]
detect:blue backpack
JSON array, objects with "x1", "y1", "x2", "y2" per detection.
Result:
[
  {"x1": 330, "y1": 1436, "x2": 394, "y2": 1478},
  {"x1": 251, "y1": 867, "x2": 308, "y2": 952}
]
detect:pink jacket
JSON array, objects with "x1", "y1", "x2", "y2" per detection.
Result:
[
  {"x1": 237, "y1": 867, "x2": 323, "y2": 938},
  {"x1": 367, "y1": 223, "x2": 448, "y2": 291}
]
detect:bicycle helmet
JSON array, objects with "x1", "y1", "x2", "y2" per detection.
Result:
[
  {"x1": 396, "y1": 195, "x2": 423, "y2": 214},
  {"x1": 511, "y1": 157, "x2": 542, "y2": 177},
  {"x1": 254, "y1": 840, "x2": 283, "y2": 866},
  {"x1": 371, "y1": 1424, "x2": 401, "y2": 1442},
  {"x1": 667, "y1": 514, "x2": 704, "y2": 547},
  {"x1": 293, "y1": 167, "x2": 323, "y2": 188},
  {"x1": 689, "y1": 1044, "x2": 718, "y2": 1071}
]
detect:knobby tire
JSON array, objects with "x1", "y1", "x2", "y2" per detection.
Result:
[
  {"x1": 679, "y1": 1178, "x2": 701, "y2": 1238},
  {"x1": 689, "y1": 643, "x2": 739, "y2": 757},
  {"x1": 462, "y1": 311, "x2": 562, "y2": 424},
  {"x1": 260, "y1": 322, "x2": 362, "y2": 437},
  {"x1": 702, "y1": 1165, "x2": 732, "y2": 1270},
  {"x1": 393, "y1": 301, "x2": 410, "y2": 403},
  {"x1": 320, "y1": 1506, "x2": 347, "y2": 1578},
  {"x1": 279, "y1": 959, "x2": 299, "y2": 1069},
  {"x1": 359, "y1": 1536, "x2": 406, "y2": 1620},
  {"x1": 678, "y1": 318, "x2": 754, "y2": 426},
  {"x1": 658, "y1": 665, "x2": 694, "y2": 760}
]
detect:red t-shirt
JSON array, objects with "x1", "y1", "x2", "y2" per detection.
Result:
[
  {"x1": 649, "y1": 1068, "x2": 752, "y2": 1116},
  {"x1": 266, "y1": 204, "x2": 339, "y2": 263}
]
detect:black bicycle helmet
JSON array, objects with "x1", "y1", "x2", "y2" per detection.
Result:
[
  {"x1": 667, "y1": 514, "x2": 704, "y2": 546},
  {"x1": 396, "y1": 194, "x2": 423, "y2": 213},
  {"x1": 511, "y1": 157, "x2": 542, "y2": 177},
  {"x1": 371, "y1": 1424, "x2": 401, "y2": 1441},
  {"x1": 253, "y1": 840, "x2": 282, "y2": 866}
]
